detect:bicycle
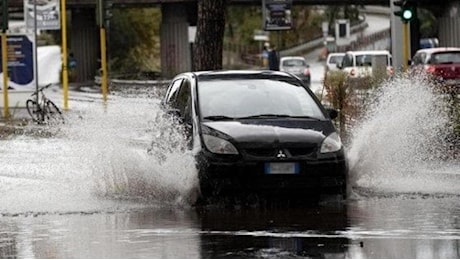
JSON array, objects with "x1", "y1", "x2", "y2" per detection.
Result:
[{"x1": 26, "y1": 84, "x2": 64, "y2": 124}]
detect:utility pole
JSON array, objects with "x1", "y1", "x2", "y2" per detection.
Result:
[
  {"x1": 96, "y1": 0, "x2": 111, "y2": 104},
  {"x1": 1, "y1": 0, "x2": 8, "y2": 119},
  {"x1": 393, "y1": 0, "x2": 416, "y2": 71},
  {"x1": 61, "y1": 0, "x2": 68, "y2": 110},
  {"x1": 402, "y1": 22, "x2": 409, "y2": 71}
]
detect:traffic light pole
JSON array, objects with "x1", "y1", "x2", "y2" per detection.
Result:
[
  {"x1": 61, "y1": 0, "x2": 69, "y2": 110},
  {"x1": 97, "y1": 0, "x2": 108, "y2": 104},
  {"x1": 2, "y1": 0, "x2": 8, "y2": 119},
  {"x1": 100, "y1": 26, "x2": 108, "y2": 103},
  {"x1": 392, "y1": 0, "x2": 414, "y2": 72},
  {"x1": 402, "y1": 22, "x2": 409, "y2": 71},
  {"x1": 2, "y1": 28, "x2": 8, "y2": 119}
]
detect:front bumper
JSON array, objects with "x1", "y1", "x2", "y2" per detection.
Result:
[{"x1": 197, "y1": 152, "x2": 348, "y2": 196}]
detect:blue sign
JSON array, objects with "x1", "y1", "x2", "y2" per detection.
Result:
[{"x1": 0, "y1": 34, "x2": 35, "y2": 89}]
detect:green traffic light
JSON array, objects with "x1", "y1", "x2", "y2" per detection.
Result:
[{"x1": 402, "y1": 9, "x2": 413, "y2": 20}]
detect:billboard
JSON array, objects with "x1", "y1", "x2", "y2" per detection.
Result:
[
  {"x1": 263, "y1": 0, "x2": 293, "y2": 31},
  {"x1": 0, "y1": 34, "x2": 35, "y2": 90},
  {"x1": 25, "y1": 0, "x2": 60, "y2": 30}
]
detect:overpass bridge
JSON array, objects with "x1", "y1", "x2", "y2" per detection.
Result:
[
  {"x1": 5, "y1": 0, "x2": 446, "y2": 6},
  {"x1": 4, "y1": 0, "x2": 459, "y2": 82}
]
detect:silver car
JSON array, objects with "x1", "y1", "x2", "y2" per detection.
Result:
[{"x1": 279, "y1": 56, "x2": 311, "y2": 87}]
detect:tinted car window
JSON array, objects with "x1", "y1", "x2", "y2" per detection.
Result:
[
  {"x1": 412, "y1": 53, "x2": 424, "y2": 65},
  {"x1": 342, "y1": 54, "x2": 353, "y2": 68},
  {"x1": 430, "y1": 52, "x2": 460, "y2": 64},
  {"x1": 176, "y1": 80, "x2": 192, "y2": 121},
  {"x1": 356, "y1": 54, "x2": 389, "y2": 66},
  {"x1": 165, "y1": 79, "x2": 183, "y2": 105},
  {"x1": 198, "y1": 79, "x2": 325, "y2": 119},
  {"x1": 329, "y1": 55, "x2": 343, "y2": 64}
]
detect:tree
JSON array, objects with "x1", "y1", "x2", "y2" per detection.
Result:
[
  {"x1": 109, "y1": 8, "x2": 161, "y2": 77},
  {"x1": 418, "y1": 8, "x2": 438, "y2": 38},
  {"x1": 194, "y1": 0, "x2": 227, "y2": 71}
]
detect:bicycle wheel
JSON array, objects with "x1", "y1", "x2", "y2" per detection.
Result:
[
  {"x1": 45, "y1": 100, "x2": 65, "y2": 124},
  {"x1": 26, "y1": 99, "x2": 42, "y2": 123}
]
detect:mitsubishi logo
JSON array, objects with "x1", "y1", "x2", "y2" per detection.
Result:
[{"x1": 276, "y1": 149, "x2": 287, "y2": 158}]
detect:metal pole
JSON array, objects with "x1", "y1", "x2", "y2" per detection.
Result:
[
  {"x1": 2, "y1": 0, "x2": 8, "y2": 119},
  {"x1": 60, "y1": 0, "x2": 68, "y2": 110},
  {"x1": 33, "y1": 0, "x2": 38, "y2": 105},
  {"x1": 97, "y1": 0, "x2": 108, "y2": 104},
  {"x1": 100, "y1": 27, "x2": 108, "y2": 103},
  {"x1": 402, "y1": 22, "x2": 409, "y2": 71},
  {"x1": 2, "y1": 30, "x2": 8, "y2": 119}
]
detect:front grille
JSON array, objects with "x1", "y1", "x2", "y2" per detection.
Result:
[
  {"x1": 245, "y1": 148, "x2": 277, "y2": 157},
  {"x1": 289, "y1": 147, "x2": 316, "y2": 156},
  {"x1": 244, "y1": 147, "x2": 317, "y2": 158}
]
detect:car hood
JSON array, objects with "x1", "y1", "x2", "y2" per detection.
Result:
[{"x1": 201, "y1": 120, "x2": 334, "y2": 147}]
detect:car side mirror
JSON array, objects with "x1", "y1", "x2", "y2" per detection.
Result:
[
  {"x1": 336, "y1": 63, "x2": 342, "y2": 69},
  {"x1": 326, "y1": 108, "x2": 338, "y2": 120}
]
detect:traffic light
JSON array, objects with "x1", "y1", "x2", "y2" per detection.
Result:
[
  {"x1": 394, "y1": 0, "x2": 415, "y2": 23},
  {"x1": 0, "y1": 0, "x2": 8, "y2": 31},
  {"x1": 96, "y1": 0, "x2": 112, "y2": 27}
]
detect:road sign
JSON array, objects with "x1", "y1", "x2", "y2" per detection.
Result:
[{"x1": 24, "y1": 0, "x2": 60, "y2": 30}]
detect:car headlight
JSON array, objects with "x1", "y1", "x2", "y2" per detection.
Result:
[
  {"x1": 320, "y1": 132, "x2": 342, "y2": 153},
  {"x1": 202, "y1": 134, "x2": 239, "y2": 155}
]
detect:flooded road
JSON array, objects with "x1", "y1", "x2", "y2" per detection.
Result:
[
  {"x1": 1, "y1": 75, "x2": 459, "y2": 258},
  {"x1": 1, "y1": 198, "x2": 460, "y2": 258}
]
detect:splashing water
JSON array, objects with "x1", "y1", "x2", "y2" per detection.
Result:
[
  {"x1": 347, "y1": 73, "x2": 460, "y2": 196},
  {"x1": 0, "y1": 90, "x2": 198, "y2": 215}
]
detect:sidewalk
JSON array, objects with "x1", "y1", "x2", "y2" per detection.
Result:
[{"x1": 68, "y1": 82, "x2": 101, "y2": 93}]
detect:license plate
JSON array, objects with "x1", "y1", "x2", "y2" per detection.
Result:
[{"x1": 264, "y1": 162, "x2": 299, "y2": 174}]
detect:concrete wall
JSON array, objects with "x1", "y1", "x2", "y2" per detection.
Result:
[{"x1": 438, "y1": 1, "x2": 460, "y2": 47}]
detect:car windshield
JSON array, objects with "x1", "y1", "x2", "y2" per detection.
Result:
[
  {"x1": 430, "y1": 52, "x2": 460, "y2": 64},
  {"x1": 282, "y1": 59, "x2": 306, "y2": 67},
  {"x1": 329, "y1": 55, "x2": 344, "y2": 64},
  {"x1": 356, "y1": 54, "x2": 389, "y2": 66},
  {"x1": 198, "y1": 79, "x2": 325, "y2": 120}
]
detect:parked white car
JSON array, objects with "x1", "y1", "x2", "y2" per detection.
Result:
[
  {"x1": 337, "y1": 50, "x2": 393, "y2": 79},
  {"x1": 325, "y1": 52, "x2": 345, "y2": 73}
]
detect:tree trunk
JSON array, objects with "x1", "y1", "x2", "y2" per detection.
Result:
[{"x1": 194, "y1": 0, "x2": 227, "y2": 71}]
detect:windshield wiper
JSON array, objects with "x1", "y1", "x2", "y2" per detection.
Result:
[
  {"x1": 237, "y1": 114, "x2": 291, "y2": 119},
  {"x1": 203, "y1": 115, "x2": 236, "y2": 121},
  {"x1": 289, "y1": 115, "x2": 322, "y2": 120},
  {"x1": 238, "y1": 114, "x2": 322, "y2": 120}
]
